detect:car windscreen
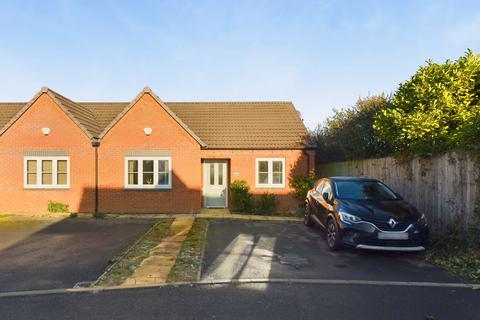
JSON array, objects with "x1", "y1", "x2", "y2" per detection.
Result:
[{"x1": 334, "y1": 180, "x2": 398, "y2": 200}]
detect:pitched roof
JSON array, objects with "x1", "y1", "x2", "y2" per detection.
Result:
[
  {"x1": 0, "y1": 89, "x2": 312, "y2": 149},
  {"x1": 47, "y1": 89, "x2": 102, "y2": 138},
  {"x1": 166, "y1": 102, "x2": 310, "y2": 149},
  {"x1": 95, "y1": 88, "x2": 207, "y2": 147},
  {"x1": 0, "y1": 88, "x2": 102, "y2": 139}
]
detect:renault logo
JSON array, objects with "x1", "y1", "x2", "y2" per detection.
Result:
[{"x1": 389, "y1": 218, "x2": 397, "y2": 228}]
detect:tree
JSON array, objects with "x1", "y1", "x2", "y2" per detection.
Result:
[
  {"x1": 374, "y1": 50, "x2": 480, "y2": 156},
  {"x1": 312, "y1": 95, "x2": 392, "y2": 163}
]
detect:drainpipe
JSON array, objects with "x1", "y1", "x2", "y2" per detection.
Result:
[{"x1": 92, "y1": 139, "x2": 100, "y2": 214}]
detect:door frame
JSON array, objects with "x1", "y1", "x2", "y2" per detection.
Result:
[{"x1": 202, "y1": 159, "x2": 229, "y2": 208}]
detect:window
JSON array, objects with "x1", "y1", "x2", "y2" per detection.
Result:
[
  {"x1": 255, "y1": 158, "x2": 285, "y2": 188},
  {"x1": 24, "y1": 157, "x2": 70, "y2": 188},
  {"x1": 320, "y1": 182, "x2": 332, "y2": 201},
  {"x1": 125, "y1": 157, "x2": 171, "y2": 189}
]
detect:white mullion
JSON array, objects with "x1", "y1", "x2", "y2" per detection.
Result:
[
  {"x1": 37, "y1": 159, "x2": 41, "y2": 186},
  {"x1": 139, "y1": 159, "x2": 144, "y2": 186},
  {"x1": 67, "y1": 158, "x2": 70, "y2": 187},
  {"x1": 168, "y1": 158, "x2": 172, "y2": 187},
  {"x1": 268, "y1": 160, "x2": 273, "y2": 186},
  {"x1": 154, "y1": 159, "x2": 159, "y2": 186},
  {"x1": 53, "y1": 160, "x2": 58, "y2": 186}
]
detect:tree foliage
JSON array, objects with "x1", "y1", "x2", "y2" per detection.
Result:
[
  {"x1": 374, "y1": 50, "x2": 480, "y2": 156},
  {"x1": 311, "y1": 95, "x2": 392, "y2": 163}
]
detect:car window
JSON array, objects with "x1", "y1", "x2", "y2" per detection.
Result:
[
  {"x1": 315, "y1": 181, "x2": 325, "y2": 193},
  {"x1": 321, "y1": 182, "x2": 332, "y2": 200},
  {"x1": 335, "y1": 180, "x2": 398, "y2": 200}
]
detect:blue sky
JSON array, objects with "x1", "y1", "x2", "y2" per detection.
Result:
[{"x1": 0, "y1": 0, "x2": 479, "y2": 129}]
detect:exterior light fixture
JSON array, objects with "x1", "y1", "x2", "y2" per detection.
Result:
[
  {"x1": 41, "y1": 127, "x2": 51, "y2": 135},
  {"x1": 144, "y1": 127, "x2": 152, "y2": 136}
]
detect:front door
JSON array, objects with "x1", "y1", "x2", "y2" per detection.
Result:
[{"x1": 203, "y1": 160, "x2": 228, "y2": 208}]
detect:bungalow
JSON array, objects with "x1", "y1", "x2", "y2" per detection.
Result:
[{"x1": 0, "y1": 87, "x2": 315, "y2": 214}]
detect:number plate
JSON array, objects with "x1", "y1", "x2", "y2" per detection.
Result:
[{"x1": 377, "y1": 232, "x2": 409, "y2": 240}]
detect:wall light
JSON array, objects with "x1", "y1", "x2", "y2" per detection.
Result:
[
  {"x1": 144, "y1": 127, "x2": 152, "y2": 136},
  {"x1": 41, "y1": 127, "x2": 51, "y2": 135}
]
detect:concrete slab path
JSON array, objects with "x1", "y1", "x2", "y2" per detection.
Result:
[{"x1": 124, "y1": 216, "x2": 194, "y2": 285}]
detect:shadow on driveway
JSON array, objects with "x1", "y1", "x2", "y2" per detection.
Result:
[
  {"x1": 0, "y1": 218, "x2": 155, "y2": 293},
  {"x1": 202, "y1": 220, "x2": 462, "y2": 283}
]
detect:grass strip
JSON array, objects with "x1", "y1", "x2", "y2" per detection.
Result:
[
  {"x1": 167, "y1": 218, "x2": 209, "y2": 283},
  {"x1": 425, "y1": 248, "x2": 480, "y2": 282},
  {"x1": 95, "y1": 218, "x2": 174, "y2": 287}
]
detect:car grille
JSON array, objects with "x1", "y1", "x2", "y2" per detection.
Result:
[{"x1": 363, "y1": 218, "x2": 411, "y2": 231}]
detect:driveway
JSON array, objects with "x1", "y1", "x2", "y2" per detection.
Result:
[
  {"x1": 0, "y1": 217, "x2": 155, "y2": 293},
  {"x1": 202, "y1": 220, "x2": 462, "y2": 283}
]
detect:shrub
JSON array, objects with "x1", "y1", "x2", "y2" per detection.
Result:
[
  {"x1": 255, "y1": 193, "x2": 278, "y2": 215},
  {"x1": 230, "y1": 180, "x2": 254, "y2": 212},
  {"x1": 374, "y1": 50, "x2": 480, "y2": 156},
  {"x1": 47, "y1": 201, "x2": 69, "y2": 213},
  {"x1": 69, "y1": 212, "x2": 78, "y2": 218},
  {"x1": 311, "y1": 95, "x2": 392, "y2": 163},
  {"x1": 289, "y1": 174, "x2": 316, "y2": 201}
]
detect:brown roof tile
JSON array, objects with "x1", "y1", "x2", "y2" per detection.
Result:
[
  {"x1": 0, "y1": 103, "x2": 24, "y2": 131},
  {"x1": 165, "y1": 102, "x2": 310, "y2": 149},
  {"x1": 47, "y1": 90, "x2": 103, "y2": 138},
  {"x1": 0, "y1": 92, "x2": 311, "y2": 149}
]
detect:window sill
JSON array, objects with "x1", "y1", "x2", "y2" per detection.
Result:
[
  {"x1": 125, "y1": 186, "x2": 172, "y2": 191},
  {"x1": 24, "y1": 186, "x2": 70, "y2": 190},
  {"x1": 255, "y1": 185, "x2": 285, "y2": 189}
]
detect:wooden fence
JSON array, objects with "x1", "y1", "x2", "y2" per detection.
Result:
[{"x1": 318, "y1": 152, "x2": 479, "y2": 232}]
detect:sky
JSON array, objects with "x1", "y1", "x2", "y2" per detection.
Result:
[{"x1": 0, "y1": 0, "x2": 479, "y2": 129}]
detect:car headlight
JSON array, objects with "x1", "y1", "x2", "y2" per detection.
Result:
[
  {"x1": 418, "y1": 213, "x2": 428, "y2": 227},
  {"x1": 339, "y1": 210, "x2": 362, "y2": 224}
]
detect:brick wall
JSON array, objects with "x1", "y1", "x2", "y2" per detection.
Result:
[
  {"x1": 0, "y1": 92, "x2": 315, "y2": 214},
  {"x1": 0, "y1": 93, "x2": 95, "y2": 213},
  {"x1": 96, "y1": 93, "x2": 203, "y2": 213},
  {"x1": 201, "y1": 149, "x2": 315, "y2": 211}
]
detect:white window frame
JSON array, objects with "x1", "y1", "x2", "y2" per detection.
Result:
[
  {"x1": 23, "y1": 156, "x2": 70, "y2": 189},
  {"x1": 124, "y1": 156, "x2": 172, "y2": 189},
  {"x1": 255, "y1": 158, "x2": 286, "y2": 188}
]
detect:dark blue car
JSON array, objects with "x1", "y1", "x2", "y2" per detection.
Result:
[{"x1": 304, "y1": 177, "x2": 429, "y2": 251}]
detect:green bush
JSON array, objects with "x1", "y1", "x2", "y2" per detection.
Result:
[
  {"x1": 254, "y1": 193, "x2": 278, "y2": 215},
  {"x1": 374, "y1": 50, "x2": 480, "y2": 156},
  {"x1": 47, "y1": 201, "x2": 69, "y2": 213},
  {"x1": 289, "y1": 174, "x2": 316, "y2": 201},
  {"x1": 230, "y1": 180, "x2": 254, "y2": 212},
  {"x1": 311, "y1": 95, "x2": 392, "y2": 163}
]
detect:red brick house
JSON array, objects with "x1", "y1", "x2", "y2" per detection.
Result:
[{"x1": 0, "y1": 87, "x2": 315, "y2": 214}]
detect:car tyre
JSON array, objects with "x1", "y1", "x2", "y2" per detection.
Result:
[
  {"x1": 304, "y1": 204, "x2": 314, "y2": 227},
  {"x1": 326, "y1": 218, "x2": 342, "y2": 251}
]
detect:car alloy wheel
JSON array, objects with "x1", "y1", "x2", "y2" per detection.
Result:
[{"x1": 326, "y1": 219, "x2": 341, "y2": 251}]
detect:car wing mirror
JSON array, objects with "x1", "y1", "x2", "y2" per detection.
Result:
[
  {"x1": 322, "y1": 192, "x2": 329, "y2": 202},
  {"x1": 395, "y1": 192, "x2": 403, "y2": 200}
]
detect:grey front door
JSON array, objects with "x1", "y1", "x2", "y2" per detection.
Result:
[{"x1": 203, "y1": 160, "x2": 228, "y2": 208}]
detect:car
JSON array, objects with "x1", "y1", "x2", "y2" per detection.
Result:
[{"x1": 304, "y1": 176, "x2": 429, "y2": 251}]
